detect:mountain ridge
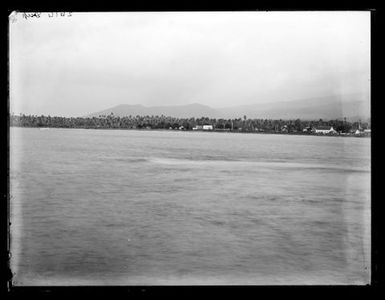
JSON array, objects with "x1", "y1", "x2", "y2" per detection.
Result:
[
  {"x1": 87, "y1": 103, "x2": 221, "y2": 118},
  {"x1": 86, "y1": 94, "x2": 370, "y2": 121}
]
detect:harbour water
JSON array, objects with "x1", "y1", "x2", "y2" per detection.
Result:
[{"x1": 9, "y1": 127, "x2": 371, "y2": 285}]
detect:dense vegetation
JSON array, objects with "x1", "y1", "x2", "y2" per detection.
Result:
[{"x1": 10, "y1": 113, "x2": 370, "y2": 134}]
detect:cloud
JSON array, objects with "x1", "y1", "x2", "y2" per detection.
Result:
[{"x1": 10, "y1": 12, "x2": 370, "y2": 116}]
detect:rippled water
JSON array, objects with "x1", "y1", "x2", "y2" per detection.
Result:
[{"x1": 10, "y1": 127, "x2": 371, "y2": 285}]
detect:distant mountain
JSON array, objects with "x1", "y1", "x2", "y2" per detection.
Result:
[
  {"x1": 87, "y1": 94, "x2": 370, "y2": 121},
  {"x1": 218, "y1": 94, "x2": 370, "y2": 121},
  {"x1": 87, "y1": 103, "x2": 221, "y2": 118}
]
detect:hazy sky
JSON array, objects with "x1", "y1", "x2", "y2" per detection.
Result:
[{"x1": 9, "y1": 11, "x2": 370, "y2": 117}]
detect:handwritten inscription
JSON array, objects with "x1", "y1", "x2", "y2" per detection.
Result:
[
  {"x1": 48, "y1": 12, "x2": 72, "y2": 18},
  {"x1": 22, "y1": 12, "x2": 41, "y2": 19},
  {"x1": 22, "y1": 12, "x2": 72, "y2": 20}
]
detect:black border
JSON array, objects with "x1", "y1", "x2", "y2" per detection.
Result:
[{"x1": 2, "y1": 2, "x2": 382, "y2": 298}]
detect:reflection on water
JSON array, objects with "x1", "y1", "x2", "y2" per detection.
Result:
[{"x1": 10, "y1": 128, "x2": 370, "y2": 285}]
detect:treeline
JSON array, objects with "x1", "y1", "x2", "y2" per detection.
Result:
[{"x1": 10, "y1": 113, "x2": 370, "y2": 133}]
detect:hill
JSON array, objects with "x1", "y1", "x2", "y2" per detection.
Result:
[
  {"x1": 218, "y1": 94, "x2": 370, "y2": 121},
  {"x1": 87, "y1": 103, "x2": 221, "y2": 118},
  {"x1": 87, "y1": 94, "x2": 370, "y2": 121}
]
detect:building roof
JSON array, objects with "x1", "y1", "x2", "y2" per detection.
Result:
[{"x1": 315, "y1": 126, "x2": 333, "y2": 130}]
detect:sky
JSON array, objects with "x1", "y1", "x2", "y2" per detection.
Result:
[{"x1": 9, "y1": 11, "x2": 370, "y2": 117}]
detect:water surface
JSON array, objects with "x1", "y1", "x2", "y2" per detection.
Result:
[{"x1": 10, "y1": 128, "x2": 371, "y2": 285}]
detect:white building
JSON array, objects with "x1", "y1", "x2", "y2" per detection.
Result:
[
  {"x1": 355, "y1": 129, "x2": 365, "y2": 135},
  {"x1": 192, "y1": 125, "x2": 203, "y2": 130},
  {"x1": 202, "y1": 125, "x2": 213, "y2": 130},
  {"x1": 313, "y1": 126, "x2": 337, "y2": 134}
]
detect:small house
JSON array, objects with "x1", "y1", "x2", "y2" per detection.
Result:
[
  {"x1": 192, "y1": 125, "x2": 203, "y2": 130},
  {"x1": 202, "y1": 125, "x2": 213, "y2": 131},
  {"x1": 355, "y1": 129, "x2": 365, "y2": 135},
  {"x1": 313, "y1": 126, "x2": 337, "y2": 134}
]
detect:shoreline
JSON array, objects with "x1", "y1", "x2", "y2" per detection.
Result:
[{"x1": 10, "y1": 125, "x2": 371, "y2": 138}]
